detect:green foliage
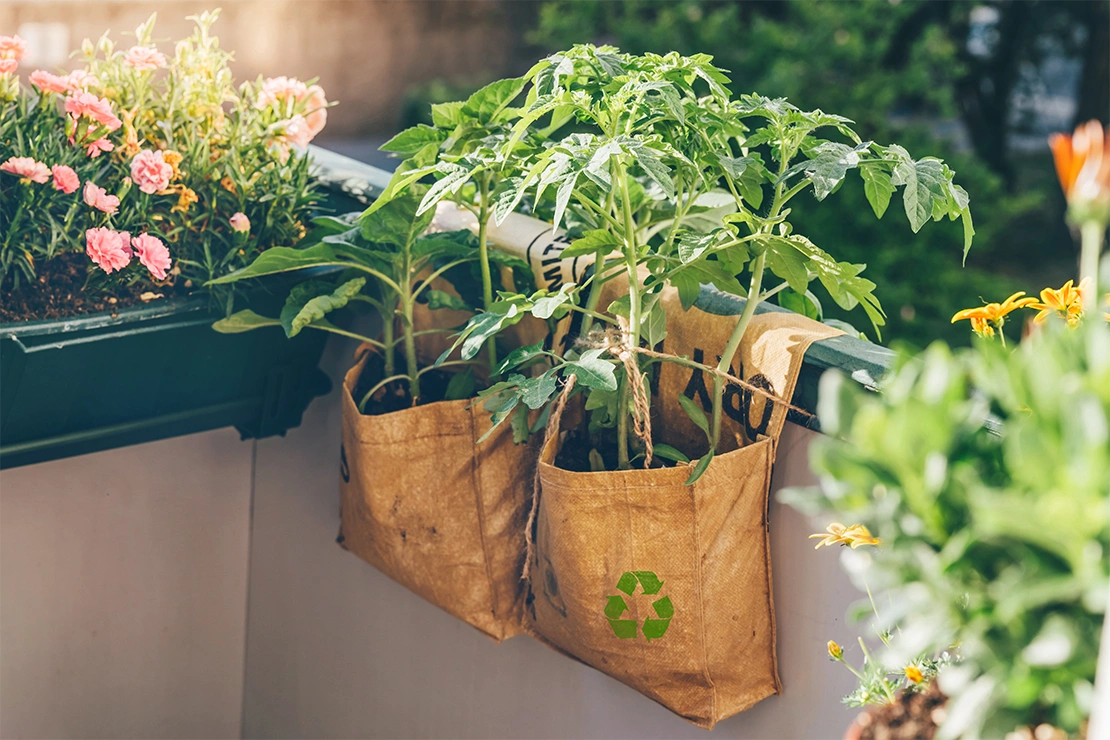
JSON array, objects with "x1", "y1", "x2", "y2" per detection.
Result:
[
  {"x1": 442, "y1": 44, "x2": 969, "y2": 469},
  {"x1": 213, "y1": 192, "x2": 495, "y2": 406},
  {"x1": 783, "y1": 323, "x2": 1110, "y2": 737},
  {"x1": 0, "y1": 12, "x2": 324, "y2": 293}
]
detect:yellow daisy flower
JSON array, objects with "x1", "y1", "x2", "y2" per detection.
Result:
[{"x1": 1027, "y1": 279, "x2": 1089, "y2": 327}]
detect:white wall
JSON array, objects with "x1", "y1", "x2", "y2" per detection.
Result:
[
  {"x1": 0, "y1": 335, "x2": 863, "y2": 739},
  {"x1": 240, "y1": 338, "x2": 861, "y2": 740},
  {"x1": 0, "y1": 428, "x2": 254, "y2": 739}
]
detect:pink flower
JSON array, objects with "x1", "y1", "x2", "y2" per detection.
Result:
[
  {"x1": 0, "y1": 35, "x2": 28, "y2": 62},
  {"x1": 1, "y1": 156, "x2": 51, "y2": 184},
  {"x1": 303, "y1": 84, "x2": 328, "y2": 138},
  {"x1": 83, "y1": 181, "x2": 120, "y2": 214},
  {"x1": 124, "y1": 45, "x2": 167, "y2": 72},
  {"x1": 0, "y1": 59, "x2": 17, "y2": 75},
  {"x1": 65, "y1": 69, "x2": 99, "y2": 91},
  {"x1": 64, "y1": 91, "x2": 122, "y2": 132},
  {"x1": 258, "y1": 76, "x2": 308, "y2": 109},
  {"x1": 229, "y1": 212, "x2": 251, "y2": 233},
  {"x1": 280, "y1": 115, "x2": 313, "y2": 148},
  {"x1": 130, "y1": 150, "x2": 173, "y2": 194},
  {"x1": 131, "y1": 234, "x2": 171, "y2": 280},
  {"x1": 29, "y1": 69, "x2": 69, "y2": 94},
  {"x1": 257, "y1": 76, "x2": 328, "y2": 140},
  {"x1": 51, "y1": 164, "x2": 80, "y2": 193},
  {"x1": 86, "y1": 228, "x2": 132, "y2": 274},
  {"x1": 86, "y1": 137, "x2": 114, "y2": 158}
]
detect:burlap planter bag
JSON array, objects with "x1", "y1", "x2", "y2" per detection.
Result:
[
  {"x1": 338, "y1": 347, "x2": 533, "y2": 642},
  {"x1": 524, "y1": 308, "x2": 842, "y2": 728}
]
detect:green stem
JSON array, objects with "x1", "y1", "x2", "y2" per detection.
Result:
[
  {"x1": 710, "y1": 251, "x2": 765, "y2": 450},
  {"x1": 382, "y1": 302, "x2": 395, "y2": 376},
  {"x1": 402, "y1": 298, "x2": 420, "y2": 402},
  {"x1": 477, "y1": 175, "x2": 497, "y2": 372},
  {"x1": 358, "y1": 374, "x2": 409, "y2": 413},
  {"x1": 1079, "y1": 220, "x2": 1104, "y2": 308},
  {"x1": 579, "y1": 250, "x2": 607, "y2": 337},
  {"x1": 617, "y1": 160, "x2": 642, "y2": 471}
]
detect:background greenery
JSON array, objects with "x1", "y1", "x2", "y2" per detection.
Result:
[{"x1": 399, "y1": 0, "x2": 1108, "y2": 347}]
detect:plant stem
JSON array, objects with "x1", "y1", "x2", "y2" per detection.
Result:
[
  {"x1": 580, "y1": 188, "x2": 617, "y2": 337},
  {"x1": 1079, "y1": 220, "x2": 1104, "y2": 308},
  {"x1": 382, "y1": 302, "x2": 395, "y2": 376},
  {"x1": 401, "y1": 240, "x2": 420, "y2": 402},
  {"x1": 402, "y1": 298, "x2": 420, "y2": 402},
  {"x1": 579, "y1": 251, "x2": 607, "y2": 337},
  {"x1": 477, "y1": 175, "x2": 497, "y2": 372},
  {"x1": 710, "y1": 251, "x2": 765, "y2": 450},
  {"x1": 617, "y1": 160, "x2": 642, "y2": 470}
]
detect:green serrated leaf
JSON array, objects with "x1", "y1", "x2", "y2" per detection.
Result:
[
  {"x1": 424, "y1": 289, "x2": 471, "y2": 312},
  {"x1": 520, "y1": 370, "x2": 559, "y2": 409},
  {"x1": 463, "y1": 76, "x2": 527, "y2": 124},
  {"x1": 280, "y1": 277, "x2": 366, "y2": 337},
  {"x1": 860, "y1": 165, "x2": 894, "y2": 219},
  {"x1": 496, "y1": 342, "x2": 545, "y2": 375},
  {"x1": 563, "y1": 229, "x2": 620, "y2": 259},
  {"x1": 380, "y1": 125, "x2": 447, "y2": 158},
  {"x1": 565, "y1": 348, "x2": 618, "y2": 391}
]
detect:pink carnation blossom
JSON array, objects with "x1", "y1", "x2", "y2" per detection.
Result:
[
  {"x1": 64, "y1": 91, "x2": 122, "y2": 132},
  {"x1": 124, "y1": 45, "x2": 167, "y2": 72},
  {"x1": 0, "y1": 35, "x2": 28, "y2": 61},
  {"x1": 258, "y1": 76, "x2": 308, "y2": 109},
  {"x1": 86, "y1": 228, "x2": 132, "y2": 274},
  {"x1": 257, "y1": 76, "x2": 328, "y2": 140},
  {"x1": 86, "y1": 138, "x2": 114, "y2": 158},
  {"x1": 83, "y1": 181, "x2": 120, "y2": 214},
  {"x1": 30, "y1": 69, "x2": 70, "y2": 94},
  {"x1": 0, "y1": 59, "x2": 17, "y2": 75},
  {"x1": 280, "y1": 115, "x2": 313, "y2": 148},
  {"x1": 1, "y1": 156, "x2": 51, "y2": 184},
  {"x1": 51, "y1": 164, "x2": 80, "y2": 193},
  {"x1": 132, "y1": 234, "x2": 172, "y2": 280},
  {"x1": 130, "y1": 149, "x2": 173, "y2": 194},
  {"x1": 229, "y1": 212, "x2": 251, "y2": 233},
  {"x1": 303, "y1": 84, "x2": 328, "y2": 138},
  {"x1": 65, "y1": 69, "x2": 99, "y2": 91}
]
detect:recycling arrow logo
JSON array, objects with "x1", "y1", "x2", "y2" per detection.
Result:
[{"x1": 604, "y1": 571, "x2": 674, "y2": 641}]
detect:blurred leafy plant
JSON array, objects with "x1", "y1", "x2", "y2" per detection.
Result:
[{"x1": 784, "y1": 320, "x2": 1110, "y2": 737}]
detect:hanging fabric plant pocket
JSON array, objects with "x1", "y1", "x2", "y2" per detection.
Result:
[
  {"x1": 338, "y1": 346, "x2": 535, "y2": 642},
  {"x1": 524, "y1": 309, "x2": 842, "y2": 728}
]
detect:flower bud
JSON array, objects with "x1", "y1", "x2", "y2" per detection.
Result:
[
  {"x1": 827, "y1": 640, "x2": 843, "y2": 660},
  {"x1": 230, "y1": 212, "x2": 250, "y2": 234}
]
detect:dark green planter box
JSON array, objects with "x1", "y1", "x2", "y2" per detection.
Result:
[
  {"x1": 0, "y1": 290, "x2": 330, "y2": 469},
  {"x1": 0, "y1": 145, "x2": 390, "y2": 470}
]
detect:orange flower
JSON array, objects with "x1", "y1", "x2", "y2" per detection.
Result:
[
  {"x1": 1050, "y1": 120, "x2": 1110, "y2": 204},
  {"x1": 1028, "y1": 279, "x2": 1089, "y2": 327},
  {"x1": 904, "y1": 665, "x2": 924, "y2": 684},
  {"x1": 952, "y1": 292, "x2": 1037, "y2": 337}
]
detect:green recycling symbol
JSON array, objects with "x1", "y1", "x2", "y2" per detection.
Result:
[{"x1": 604, "y1": 571, "x2": 674, "y2": 641}]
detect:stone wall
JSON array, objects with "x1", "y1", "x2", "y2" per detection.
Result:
[{"x1": 1, "y1": 0, "x2": 535, "y2": 137}]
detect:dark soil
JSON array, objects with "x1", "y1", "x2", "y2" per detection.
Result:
[
  {"x1": 553, "y1": 425, "x2": 679, "y2": 472},
  {"x1": 851, "y1": 683, "x2": 947, "y2": 740},
  {"x1": 0, "y1": 253, "x2": 181, "y2": 323},
  {"x1": 353, "y1": 352, "x2": 463, "y2": 416}
]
